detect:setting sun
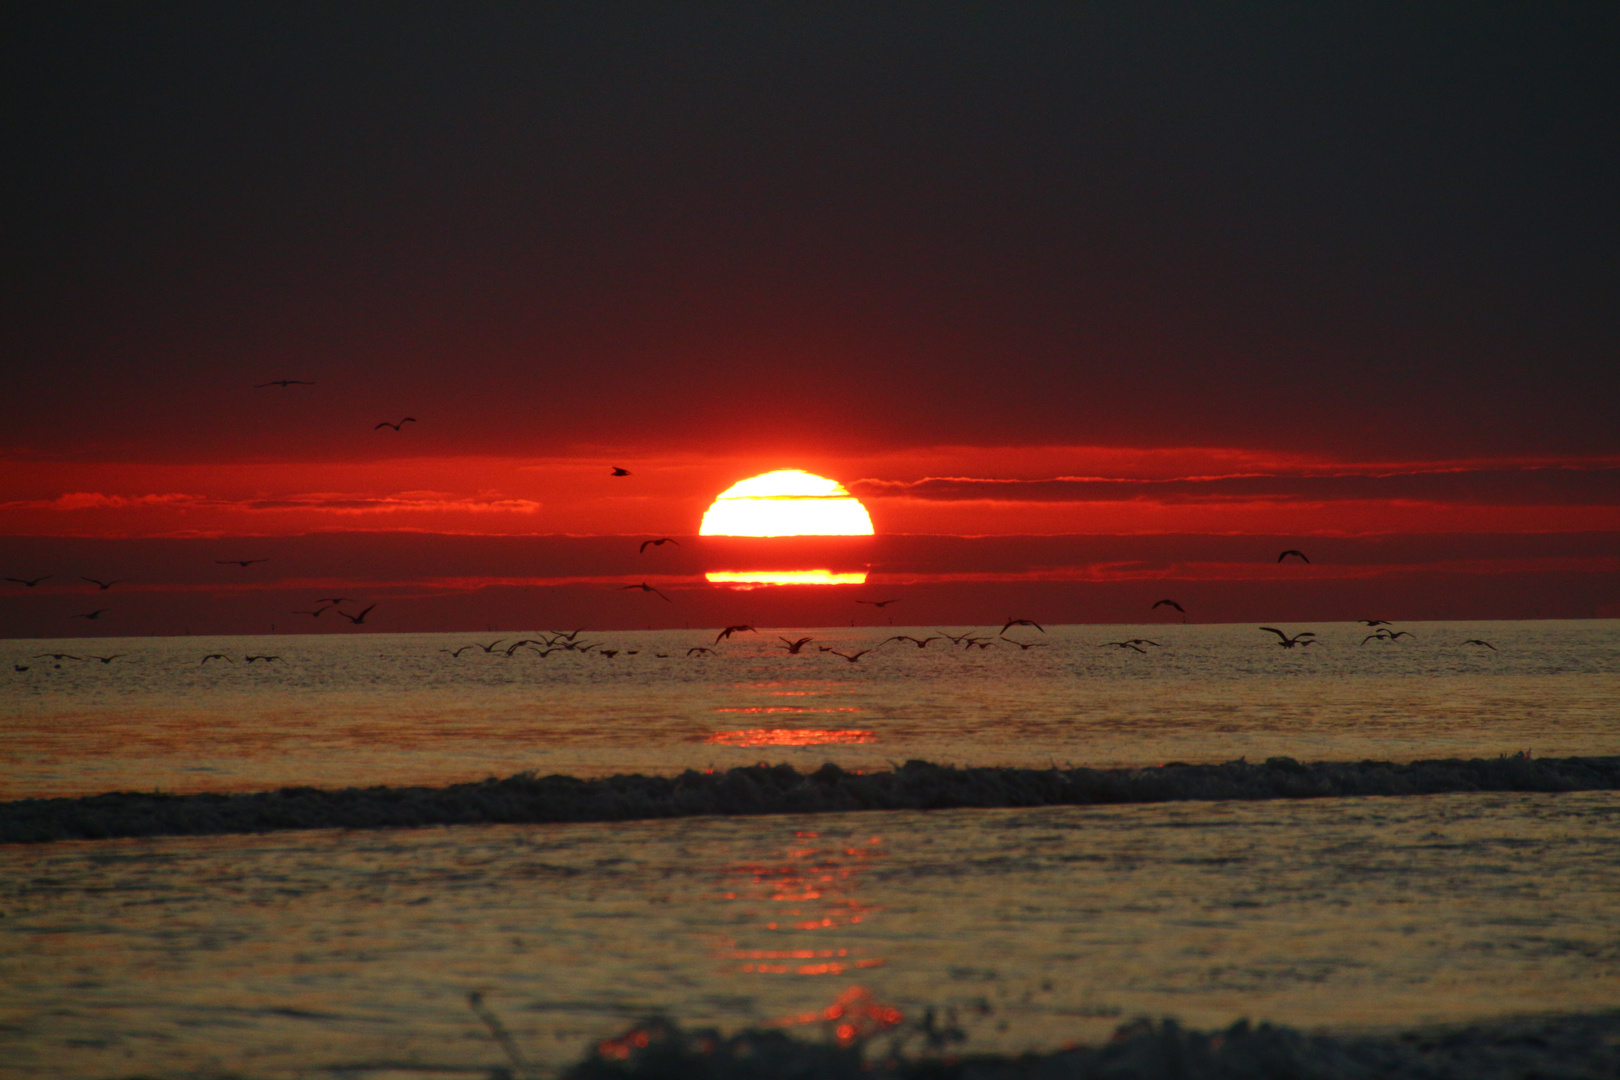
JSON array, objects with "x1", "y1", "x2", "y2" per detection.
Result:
[{"x1": 699, "y1": 470, "x2": 875, "y2": 537}]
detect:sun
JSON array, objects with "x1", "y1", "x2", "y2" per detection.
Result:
[{"x1": 699, "y1": 470, "x2": 874, "y2": 537}]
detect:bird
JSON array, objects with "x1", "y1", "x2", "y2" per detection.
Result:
[
  {"x1": 827, "y1": 649, "x2": 870, "y2": 663},
  {"x1": 1361, "y1": 632, "x2": 1395, "y2": 645},
  {"x1": 84, "y1": 654, "x2": 125, "y2": 663},
  {"x1": 1259, "y1": 627, "x2": 1316, "y2": 648},
  {"x1": 34, "y1": 653, "x2": 81, "y2": 661},
  {"x1": 375, "y1": 418, "x2": 416, "y2": 430},
  {"x1": 611, "y1": 467, "x2": 631, "y2": 476},
  {"x1": 201, "y1": 654, "x2": 232, "y2": 664},
  {"x1": 1356, "y1": 619, "x2": 1393, "y2": 627},
  {"x1": 243, "y1": 655, "x2": 282, "y2": 663},
  {"x1": 1124, "y1": 638, "x2": 1162, "y2": 647},
  {"x1": 72, "y1": 609, "x2": 109, "y2": 620},
  {"x1": 292, "y1": 608, "x2": 329, "y2": 617},
  {"x1": 443, "y1": 646, "x2": 475, "y2": 657},
  {"x1": 855, "y1": 598, "x2": 899, "y2": 608},
  {"x1": 6, "y1": 575, "x2": 51, "y2": 587},
  {"x1": 687, "y1": 646, "x2": 715, "y2": 656},
  {"x1": 81, "y1": 577, "x2": 123, "y2": 590},
  {"x1": 1001, "y1": 618, "x2": 1044, "y2": 634},
  {"x1": 504, "y1": 639, "x2": 546, "y2": 656},
  {"x1": 1385, "y1": 630, "x2": 1416, "y2": 640},
  {"x1": 935, "y1": 631, "x2": 974, "y2": 645},
  {"x1": 880, "y1": 635, "x2": 938, "y2": 648},
  {"x1": 639, "y1": 538, "x2": 680, "y2": 554},
  {"x1": 13, "y1": 665, "x2": 27, "y2": 672},
  {"x1": 550, "y1": 628, "x2": 586, "y2": 641},
  {"x1": 314, "y1": 597, "x2": 355, "y2": 606},
  {"x1": 598, "y1": 649, "x2": 620, "y2": 658},
  {"x1": 715, "y1": 624, "x2": 756, "y2": 643},
  {"x1": 464, "y1": 639, "x2": 504, "y2": 653},
  {"x1": 621, "y1": 582, "x2": 672, "y2": 601},
  {"x1": 255, "y1": 379, "x2": 315, "y2": 388},
  {"x1": 779, "y1": 636, "x2": 814, "y2": 654},
  {"x1": 1277, "y1": 550, "x2": 1311, "y2": 563},
  {"x1": 1464, "y1": 639, "x2": 1498, "y2": 650},
  {"x1": 1004, "y1": 639, "x2": 1048, "y2": 650},
  {"x1": 337, "y1": 604, "x2": 375, "y2": 624},
  {"x1": 1152, "y1": 599, "x2": 1185, "y2": 613},
  {"x1": 1099, "y1": 641, "x2": 1147, "y2": 653},
  {"x1": 217, "y1": 559, "x2": 268, "y2": 568}
]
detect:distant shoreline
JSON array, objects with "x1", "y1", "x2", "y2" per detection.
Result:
[{"x1": 4, "y1": 753, "x2": 1617, "y2": 845}]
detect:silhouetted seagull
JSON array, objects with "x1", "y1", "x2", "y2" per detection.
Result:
[
  {"x1": 828, "y1": 649, "x2": 870, "y2": 663},
  {"x1": 1259, "y1": 627, "x2": 1316, "y2": 648},
  {"x1": 375, "y1": 418, "x2": 416, "y2": 430},
  {"x1": 1001, "y1": 618, "x2": 1044, "y2": 634},
  {"x1": 1356, "y1": 619, "x2": 1393, "y2": 627},
  {"x1": 255, "y1": 380, "x2": 314, "y2": 388},
  {"x1": 1004, "y1": 639, "x2": 1048, "y2": 650},
  {"x1": 84, "y1": 654, "x2": 125, "y2": 663},
  {"x1": 1152, "y1": 599, "x2": 1184, "y2": 613},
  {"x1": 611, "y1": 467, "x2": 631, "y2": 476},
  {"x1": 1277, "y1": 550, "x2": 1311, "y2": 563},
  {"x1": 466, "y1": 639, "x2": 505, "y2": 653},
  {"x1": 779, "y1": 636, "x2": 814, "y2": 654},
  {"x1": 639, "y1": 537, "x2": 680, "y2": 553},
  {"x1": 35, "y1": 653, "x2": 81, "y2": 661},
  {"x1": 444, "y1": 646, "x2": 475, "y2": 657},
  {"x1": 715, "y1": 624, "x2": 756, "y2": 643},
  {"x1": 81, "y1": 577, "x2": 123, "y2": 590},
  {"x1": 244, "y1": 655, "x2": 282, "y2": 663},
  {"x1": 1361, "y1": 632, "x2": 1395, "y2": 645},
  {"x1": 935, "y1": 631, "x2": 973, "y2": 645},
  {"x1": 687, "y1": 646, "x2": 715, "y2": 656},
  {"x1": 337, "y1": 604, "x2": 376, "y2": 624},
  {"x1": 1099, "y1": 641, "x2": 1147, "y2": 653},
  {"x1": 217, "y1": 559, "x2": 268, "y2": 568},
  {"x1": 550, "y1": 628, "x2": 586, "y2": 641},
  {"x1": 1125, "y1": 639, "x2": 1163, "y2": 647},
  {"x1": 622, "y1": 582, "x2": 672, "y2": 601},
  {"x1": 292, "y1": 608, "x2": 329, "y2": 617},
  {"x1": 856, "y1": 598, "x2": 899, "y2": 608},
  {"x1": 1464, "y1": 639, "x2": 1498, "y2": 650},
  {"x1": 1385, "y1": 630, "x2": 1416, "y2": 640},
  {"x1": 6, "y1": 576, "x2": 51, "y2": 587},
  {"x1": 598, "y1": 649, "x2": 620, "y2": 658},
  {"x1": 315, "y1": 597, "x2": 355, "y2": 606},
  {"x1": 72, "y1": 609, "x2": 109, "y2": 620},
  {"x1": 881, "y1": 635, "x2": 938, "y2": 648},
  {"x1": 201, "y1": 654, "x2": 232, "y2": 664}
]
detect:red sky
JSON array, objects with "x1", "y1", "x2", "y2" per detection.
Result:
[{"x1": 3, "y1": 5, "x2": 1617, "y2": 635}]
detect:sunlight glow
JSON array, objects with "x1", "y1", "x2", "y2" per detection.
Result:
[
  {"x1": 705, "y1": 729, "x2": 877, "y2": 747},
  {"x1": 699, "y1": 470, "x2": 874, "y2": 536},
  {"x1": 705, "y1": 569, "x2": 867, "y2": 587}
]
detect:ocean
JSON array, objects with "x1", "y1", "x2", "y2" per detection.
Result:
[{"x1": 2, "y1": 620, "x2": 1617, "y2": 1077}]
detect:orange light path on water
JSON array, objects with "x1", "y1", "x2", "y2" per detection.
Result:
[
  {"x1": 705, "y1": 729, "x2": 876, "y2": 747},
  {"x1": 705, "y1": 569, "x2": 867, "y2": 586}
]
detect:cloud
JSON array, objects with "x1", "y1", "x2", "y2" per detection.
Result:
[{"x1": 4, "y1": 491, "x2": 542, "y2": 515}]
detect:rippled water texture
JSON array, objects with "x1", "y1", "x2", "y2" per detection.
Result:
[
  {"x1": 4, "y1": 621, "x2": 1618, "y2": 800},
  {"x1": 2, "y1": 793, "x2": 1617, "y2": 1077}
]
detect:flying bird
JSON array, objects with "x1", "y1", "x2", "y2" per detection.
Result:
[
  {"x1": 1125, "y1": 639, "x2": 1163, "y2": 647},
  {"x1": 687, "y1": 646, "x2": 715, "y2": 656},
  {"x1": 1356, "y1": 619, "x2": 1393, "y2": 627},
  {"x1": 6, "y1": 576, "x2": 51, "y2": 587},
  {"x1": 1464, "y1": 639, "x2": 1498, "y2": 650},
  {"x1": 1099, "y1": 641, "x2": 1147, "y2": 653},
  {"x1": 1361, "y1": 632, "x2": 1395, "y2": 645},
  {"x1": 715, "y1": 624, "x2": 756, "y2": 643},
  {"x1": 201, "y1": 654, "x2": 232, "y2": 664},
  {"x1": 292, "y1": 608, "x2": 329, "y2": 617},
  {"x1": 34, "y1": 653, "x2": 81, "y2": 661},
  {"x1": 1004, "y1": 639, "x2": 1048, "y2": 650},
  {"x1": 1001, "y1": 618, "x2": 1044, "y2": 635},
  {"x1": 611, "y1": 467, "x2": 631, "y2": 476},
  {"x1": 1384, "y1": 630, "x2": 1416, "y2": 640},
  {"x1": 550, "y1": 628, "x2": 586, "y2": 641},
  {"x1": 217, "y1": 559, "x2": 268, "y2": 568},
  {"x1": 314, "y1": 597, "x2": 355, "y2": 606},
  {"x1": 1277, "y1": 550, "x2": 1311, "y2": 563},
  {"x1": 81, "y1": 577, "x2": 124, "y2": 590},
  {"x1": 375, "y1": 418, "x2": 417, "y2": 431},
  {"x1": 639, "y1": 537, "x2": 680, "y2": 553},
  {"x1": 1259, "y1": 627, "x2": 1316, "y2": 648},
  {"x1": 855, "y1": 598, "x2": 899, "y2": 608},
  {"x1": 337, "y1": 604, "x2": 376, "y2": 624},
  {"x1": 621, "y1": 581, "x2": 672, "y2": 601},
  {"x1": 880, "y1": 635, "x2": 939, "y2": 648},
  {"x1": 779, "y1": 636, "x2": 814, "y2": 654},
  {"x1": 443, "y1": 646, "x2": 475, "y2": 657},
  {"x1": 827, "y1": 649, "x2": 870, "y2": 663},
  {"x1": 84, "y1": 654, "x2": 125, "y2": 664},
  {"x1": 72, "y1": 609, "x2": 109, "y2": 620},
  {"x1": 1152, "y1": 599, "x2": 1185, "y2": 613},
  {"x1": 244, "y1": 655, "x2": 282, "y2": 663},
  {"x1": 255, "y1": 379, "x2": 315, "y2": 388},
  {"x1": 598, "y1": 649, "x2": 620, "y2": 658},
  {"x1": 935, "y1": 631, "x2": 974, "y2": 645}
]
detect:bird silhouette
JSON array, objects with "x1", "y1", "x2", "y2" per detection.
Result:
[
  {"x1": 1259, "y1": 627, "x2": 1316, "y2": 648},
  {"x1": 881, "y1": 635, "x2": 939, "y2": 648},
  {"x1": 201, "y1": 654, "x2": 232, "y2": 664},
  {"x1": 255, "y1": 379, "x2": 315, "y2": 388},
  {"x1": 639, "y1": 537, "x2": 680, "y2": 553},
  {"x1": 827, "y1": 649, "x2": 870, "y2": 663},
  {"x1": 84, "y1": 654, "x2": 125, "y2": 663},
  {"x1": 314, "y1": 597, "x2": 355, "y2": 606},
  {"x1": 715, "y1": 624, "x2": 757, "y2": 643},
  {"x1": 1004, "y1": 639, "x2": 1048, "y2": 650},
  {"x1": 217, "y1": 559, "x2": 268, "y2": 568},
  {"x1": 444, "y1": 646, "x2": 475, "y2": 657},
  {"x1": 337, "y1": 604, "x2": 375, "y2": 624},
  {"x1": 611, "y1": 467, "x2": 631, "y2": 476},
  {"x1": 72, "y1": 609, "x2": 109, "y2": 620},
  {"x1": 1361, "y1": 632, "x2": 1395, "y2": 645},
  {"x1": 1384, "y1": 630, "x2": 1416, "y2": 640},
  {"x1": 1099, "y1": 641, "x2": 1147, "y2": 653},
  {"x1": 687, "y1": 646, "x2": 715, "y2": 656},
  {"x1": 935, "y1": 631, "x2": 973, "y2": 645},
  {"x1": 81, "y1": 577, "x2": 123, "y2": 590},
  {"x1": 779, "y1": 636, "x2": 814, "y2": 654},
  {"x1": 1356, "y1": 619, "x2": 1393, "y2": 627},
  {"x1": 855, "y1": 598, "x2": 899, "y2": 608},
  {"x1": 34, "y1": 653, "x2": 81, "y2": 661},
  {"x1": 622, "y1": 582, "x2": 672, "y2": 601},
  {"x1": 1001, "y1": 618, "x2": 1044, "y2": 634},
  {"x1": 1277, "y1": 550, "x2": 1311, "y2": 563},
  {"x1": 466, "y1": 639, "x2": 505, "y2": 653},
  {"x1": 597, "y1": 649, "x2": 620, "y2": 658},
  {"x1": 6, "y1": 575, "x2": 51, "y2": 587},
  {"x1": 292, "y1": 608, "x2": 329, "y2": 617},
  {"x1": 1464, "y1": 639, "x2": 1498, "y2": 650},
  {"x1": 550, "y1": 628, "x2": 586, "y2": 642},
  {"x1": 375, "y1": 418, "x2": 416, "y2": 431},
  {"x1": 1124, "y1": 638, "x2": 1162, "y2": 647},
  {"x1": 244, "y1": 655, "x2": 282, "y2": 663},
  {"x1": 1152, "y1": 599, "x2": 1185, "y2": 613}
]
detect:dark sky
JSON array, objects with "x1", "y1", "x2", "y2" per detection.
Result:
[{"x1": 6, "y1": 2, "x2": 1618, "y2": 462}]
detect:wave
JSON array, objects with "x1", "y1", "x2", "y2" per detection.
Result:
[{"x1": 3, "y1": 753, "x2": 1617, "y2": 845}]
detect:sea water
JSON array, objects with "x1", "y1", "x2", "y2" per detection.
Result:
[{"x1": 2, "y1": 621, "x2": 1617, "y2": 1078}]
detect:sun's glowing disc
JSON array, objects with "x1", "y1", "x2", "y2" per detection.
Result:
[
  {"x1": 699, "y1": 470, "x2": 874, "y2": 537},
  {"x1": 705, "y1": 569, "x2": 867, "y2": 587}
]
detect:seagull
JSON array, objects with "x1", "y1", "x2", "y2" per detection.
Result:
[
  {"x1": 1259, "y1": 627, "x2": 1316, "y2": 648},
  {"x1": 1464, "y1": 639, "x2": 1498, "y2": 650},
  {"x1": 550, "y1": 628, "x2": 586, "y2": 641},
  {"x1": 337, "y1": 604, "x2": 376, "y2": 624},
  {"x1": 1004, "y1": 639, "x2": 1048, "y2": 650},
  {"x1": 687, "y1": 646, "x2": 715, "y2": 656},
  {"x1": 827, "y1": 649, "x2": 870, "y2": 663},
  {"x1": 468, "y1": 639, "x2": 506, "y2": 653},
  {"x1": 1124, "y1": 639, "x2": 1163, "y2": 647},
  {"x1": 1356, "y1": 619, "x2": 1393, "y2": 627},
  {"x1": 375, "y1": 418, "x2": 416, "y2": 430},
  {"x1": 1001, "y1": 618, "x2": 1044, "y2": 634},
  {"x1": 639, "y1": 538, "x2": 680, "y2": 554},
  {"x1": 1277, "y1": 550, "x2": 1311, "y2": 563},
  {"x1": 621, "y1": 582, "x2": 672, "y2": 601},
  {"x1": 255, "y1": 379, "x2": 315, "y2": 388},
  {"x1": 6, "y1": 575, "x2": 51, "y2": 587},
  {"x1": 1361, "y1": 632, "x2": 1395, "y2": 645},
  {"x1": 72, "y1": 609, "x2": 109, "y2": 620},
  {"x1": 314, "y1": 597, "x2": 355, "y2": 606},
  {"x1": 443, "y1": 646, "x2": 475, "y2": 657},
  {"x1": 34, "y1": 653, "x2": 81, "y2": 661},
  {"x1": 216, "y1": 559, "x2": 268, "y2": 568},
  {"x1": 611, "y1": 467, "x2": 631, "y2": 476},
  {"x1": 855, "y1": 598, "x2": 900, "y2": 608},
  {"x1": 84, "y1": 654, "x2": 125, "y2": 663},
  {"x1": 201, "y1": 654, "x2": 232, "y2": 664},
  {"x1": 244, "y1": 655, "x2": 282, "y2": 663},
  {"x1": 1152, "y1": 599, "x2": 1185, "y2": 613},
  {"x1": 779, "y1": 636, "x2": 814, "y2": 654},
  {"x1": 1099, "y1": 641, "x2": 1147, "y2": 653},
  {"x1": 715, "y1": 624, "x2": 756, "y2": 643},
  {"x1": 881, "y1": 635, "x2": 939, "y2": 648},
  {"x1": 935, "y1": 631, "x2": 974, "y2": 645},
  {"x1": 291, "y1": 608, "x2": 329, "y2": 617},
  {"x1": 504, "y1": 639, "x2": 546, "y2": 656},
  {"x1": 1385, "y1": 630, "x2": 1416, "y2": 640},
  {"x1": 598, "y1": 649, "x2": 620, "y2": 658},
  {"x1": 81, "y1": 577, "x2": 124, "y2": 590}
]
